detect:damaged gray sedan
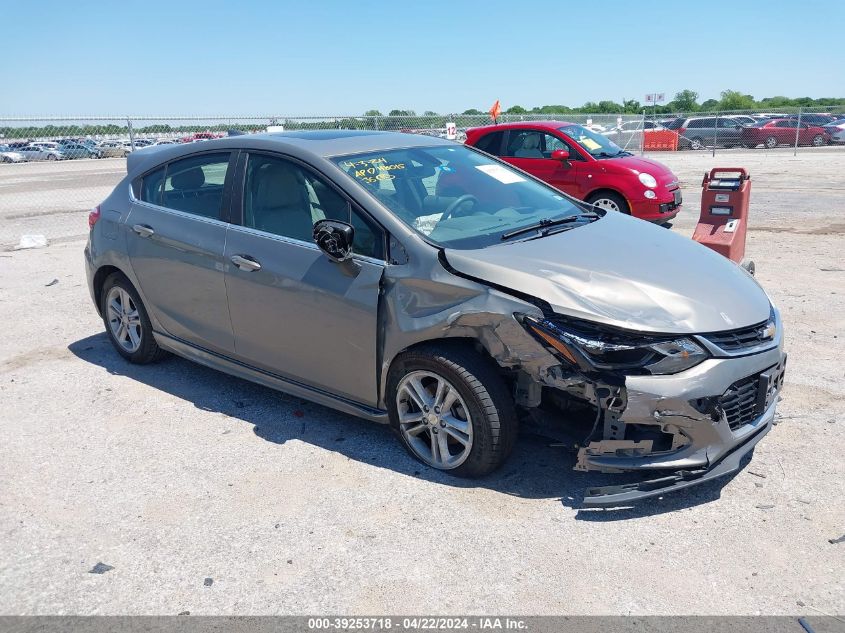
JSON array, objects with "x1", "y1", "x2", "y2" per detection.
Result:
[{"x1": 84, "y1": 130, "x2": 786, "y2": 506}]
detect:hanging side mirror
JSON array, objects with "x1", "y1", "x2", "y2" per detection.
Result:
[{"x1": 313, "y1": 219, "x2": 354, "y2": 263}]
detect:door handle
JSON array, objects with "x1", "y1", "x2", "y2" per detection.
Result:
[
  {"x1": 230, "y1": 254, "x2": 261, "y2": 272},
  {"x1": 132, "y1": 224, "x2": 155, "y2": 238}
]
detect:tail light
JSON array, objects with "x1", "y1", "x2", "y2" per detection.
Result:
[{"x1": 88, "y1": 205, "x2": 101, "y2": 230}]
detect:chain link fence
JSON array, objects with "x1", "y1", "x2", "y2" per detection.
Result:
[
  {"x1": 1, "y1": 108, "x2": 843, "y2": 247},
  {"x1": 2, "y1": 106, "x2": 843, "y2": 155}
]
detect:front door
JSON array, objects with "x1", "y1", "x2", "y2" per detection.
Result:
[
  {"x1": 501, "y1": 129, "x2": 581, "y2": 197},
  {"x1": 125, "y1": 151, "x2": 236, "y2": 354},
  {"x1": 223, "y1": 153, "x2": 386, "y2": 406}
]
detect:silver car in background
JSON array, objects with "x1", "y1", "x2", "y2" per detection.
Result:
[
  {"x1": 97, "y1": 141, "x2": 131, "y2": 158},
  {"x1": 0, "y1": 144, "x2": 26, "y2": 163},
  {"x1": 17, "y1": 143, "x2": 66, "y2": 161},
  {"x1": 84, "y1": 130, "x2": 786, "y2": 507}
]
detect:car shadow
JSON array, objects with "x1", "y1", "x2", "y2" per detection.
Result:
[{"x1": 68, "y1": 333, "x2": 743, "y2": 520}]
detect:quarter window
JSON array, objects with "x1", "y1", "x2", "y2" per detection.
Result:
[
  {"x1": 140, "y1": 167, "x2": 165, "y2": 205},
  {"x1": 160, "y1": 153, "x2": 231, "y2": 219},
  {"x1": 244, "y1": 154, "x2": 384, "y2": 259},
  {"x1": 474, "y1": 131, "x2": 505, "y2": 155}
]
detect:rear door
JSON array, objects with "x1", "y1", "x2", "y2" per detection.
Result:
[
  {"x1": 126, "y1": 151, "x2": 236, "y2": 355},
  {"x1": 223, "y1": 152, "x2": 386, "y2": 405}
]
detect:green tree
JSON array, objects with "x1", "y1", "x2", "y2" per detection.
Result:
[
  {"x1": 461, "y1": 108, "x2": 483, "y2": 115},
  {"x1": 363, "y1": 109, "x2": 383, "y2": 116},
  {"x1": 672, "y1": 89, "x2": 699, "y2": 112},
  {"x1": 505, "y1": 105, "x2": 528, "y2": 114},
  {"x1": 719, "y1": 90, "x2": 756, "y2": 110},
  {"x1": 423, "y1": 110, "x2": 439, "y2": 116},
  {"x1": 388, "y1": 109, "x2": 416, "y2": 116},
  {"x1": 700, "y1": 98, "x2": 720, "y2": 111}
]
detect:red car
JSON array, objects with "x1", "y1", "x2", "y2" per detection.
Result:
[
  {"x1": 465, "y1": 121, "x2": 682, "y2": 222},
  {"x1": 740, "y1": 119, "x2": 830, "y2": 149}
]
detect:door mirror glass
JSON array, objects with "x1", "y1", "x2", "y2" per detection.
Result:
[
  {"x1": 551, "y1": 148, "x2": 570, "y2": 161},
  {"x1": 313, "y1": 219, "x2": 354, "y2": 262}
]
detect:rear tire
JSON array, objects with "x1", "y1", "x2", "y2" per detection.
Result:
[
  {"x1": 812, "y1": 134, "x2": 825, "y2": 147},
  {"x1": 765, "y1": 136, "x2": 778, "y2": 149},
  {"x1": 47, "y1": 154, "x2": 57, "y2": 161},
  {"x1": 100, "y1": 272, "x2": 168, "y2": 364},
  {"x1": 690, "y1": 137, "x2": 705, "y2": 150},
  {"x1": 586, "y1": 191, "x2": 630, "y2": 214},
  {"x1": 387, "y1": 342, "x2": 518, "y2": 478}
]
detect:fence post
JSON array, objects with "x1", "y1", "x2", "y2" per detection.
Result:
[
  {"x1": 793, "y1": 107, "x2": 803, "y2": 156},
  {"x1": 127, "y1": 118, "x2": 136, "y2": 150},
  {"x1": 640, "y1": 110, "x2": 646, "y2": 155},
  {"x1": 712, "y1": 114, "x2": 718, "y2": 157}
]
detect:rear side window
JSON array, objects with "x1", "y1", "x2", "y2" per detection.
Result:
[
  {"x1": 140, "y1": 167, "x2": 165, "y2": 205},
  {"x1": 161, "y1": 152, "x2": 231, "y2": 219},
  {"x1": 474, "y1": 131, "x2": 505, "y2": 155}
]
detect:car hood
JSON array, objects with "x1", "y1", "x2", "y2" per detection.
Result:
[{"x1": 443, "y1": 212, "x2": 771, "y2": 334}]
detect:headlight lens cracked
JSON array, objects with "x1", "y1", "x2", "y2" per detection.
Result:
[{"x1": 523, "y1": 316, "x2": 708, "y2": 375}]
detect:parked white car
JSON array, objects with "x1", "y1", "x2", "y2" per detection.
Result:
[{"x1": 0, "y1": 144, "x2": 26, "y2": 163}]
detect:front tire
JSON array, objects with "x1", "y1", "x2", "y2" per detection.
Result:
[
  {"x1": 387, "y1": 343, "x2": 518, "y2": 478},
  {"x1": 586, "y1": 191, "x2": 630, "y2": 214},
  {"x1": 812, "y1": 134, "x2": 825, "y2": 147},
  {"x1": 690, "y1": 137, "x2": 705, "y2": 150},
  {"x1": 765, "y1": 136, "x2": 778, "y2": 149},
  {"x1": 100, "y1": 273, "x2": 168, "y2": 364}
]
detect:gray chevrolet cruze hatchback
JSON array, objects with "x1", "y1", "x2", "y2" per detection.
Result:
[{"x1": 85, "y1": 130, "x2": 786, "y2": 506}]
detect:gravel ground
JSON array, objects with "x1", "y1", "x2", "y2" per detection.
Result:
[{"x1": 0, "y1": 149, "x2": 843, "y2": 616}]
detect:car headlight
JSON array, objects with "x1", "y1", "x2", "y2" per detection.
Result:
[
  {"x1": 644, "y1": 190, "x2": 657, "y2": 199},
  {"x1": 521, "y1": 316, "x2": 708, "y2": 375},
  {"x1": 638, "y1": 172, "x2": 658, "y2": 188}
]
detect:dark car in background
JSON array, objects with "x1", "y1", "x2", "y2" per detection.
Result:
[
  {"x1": 741, "y1": 119, "x2": 830, "y2": 148},
  {"x1": 57, "y1": 140, "x2": 99, "y2": 159},
  {"x1": 664, "y1": 116, "x2": 748, "y2": 150}
]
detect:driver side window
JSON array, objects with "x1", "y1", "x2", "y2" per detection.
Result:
[{"x1": 504, "y1": 131, "x2": 574, "y2": 159}]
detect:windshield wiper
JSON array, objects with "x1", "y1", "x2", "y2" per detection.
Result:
[{"x1": 501, "y1": 213, "x2": 598, "y2": 241}]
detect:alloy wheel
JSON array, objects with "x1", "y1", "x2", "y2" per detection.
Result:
[
  {"x1": 591, "y1": 197, "x2": 622, "y2": 212},
  {"x1": 106, "y1": 286, "x2": 143, "y2": 353},
  {"x1": 812, "y1": 135, "x2": 824, "y2": 146},
  {"x1": 396, "y1": 370, "x2": 473, "y2": 469},
  {"x1": 765, "y1": 136, "x2": 777, "y2": 149}
]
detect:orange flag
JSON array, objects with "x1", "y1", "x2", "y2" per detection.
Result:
[{"x1": 489, "y1": 100, "x2": 501, "y2": 122}]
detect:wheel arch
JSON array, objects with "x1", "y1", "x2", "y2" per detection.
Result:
[
  {"x1": 92, "y1": 264, "x2": 130, "y2": 315},
  {"x1": 585, "y1": 187, "x2": 631, "y2": 213}
]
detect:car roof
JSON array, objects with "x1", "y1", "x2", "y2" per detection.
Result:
[
  {"x1": 468, "y1": 121, "x2": 575, "y2": 135},
  {"x1": 126, "y1": 130, "x2": 454, "y2": 177}
]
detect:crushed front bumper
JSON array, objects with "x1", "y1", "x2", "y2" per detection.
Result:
[
  {"x1": 582, "y1": 397, "x2": 775, "y2": 507},
  {"x1": 566, "y1": 333, "x2": 786, "y2": 507}
]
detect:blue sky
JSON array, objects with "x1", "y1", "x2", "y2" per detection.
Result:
[{"x1": 2, "y1": 0, "x2": 842, "y2": 116}]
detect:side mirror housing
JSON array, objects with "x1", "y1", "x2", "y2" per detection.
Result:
[
  {"x1": 551, "y1": 148, "x2": 570, "y2": 161},
  {"x1": 313, "y1": 219, "x2": 354, "y2": 263}
]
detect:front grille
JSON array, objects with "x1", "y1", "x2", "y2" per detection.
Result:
[
  {"x1": 719, "y1": 374, "x2": 764, "y2": 431},
  {"x1": 704, "y1": 320, "x2": 773, "y2": 352}
]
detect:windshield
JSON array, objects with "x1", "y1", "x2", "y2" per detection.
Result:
[
  {"x1": 559, "y1": 124, "x2": 625, "y2": 158},
  {"x1": 332, "y1": 145, "x2": 593, "y2": 249}
]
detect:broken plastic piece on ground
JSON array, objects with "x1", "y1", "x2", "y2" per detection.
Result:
[
  {"x1": 88, "y1": 562, "x2": 114, "y2": 574},
  {"x1": 15, "y1": 234, "x2": 48, "y2": 250}
]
